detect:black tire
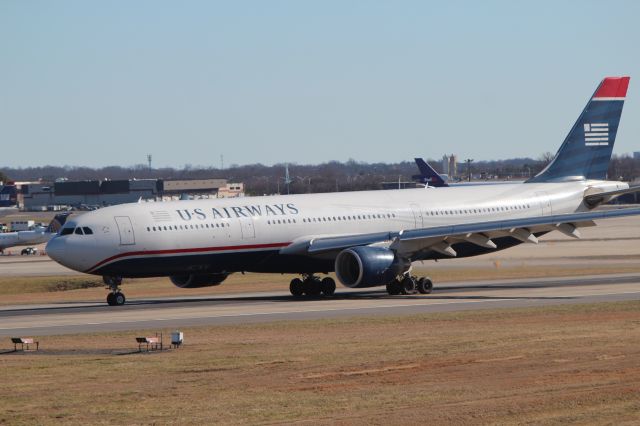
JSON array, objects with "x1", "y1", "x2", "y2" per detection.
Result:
[
  {"x1": 386, "y1": 280, "x2": 401, "y2": 296},
  {"x1": 114, "y1": 292, "x2": 126, "y2": 305},
  {"x1": 290, "y1": 278, "x2": 304, "y2": 297},
  {"x1": 304, "y1": 279, "x2": 322, "y2": 296},
  {"x1": 400, "y1": 276, "x2": 416, "y2": 295},
  {"x1": 106, "y1": 293, "x2": 116, "y2": 306},
  {"x1": 320, "y1": 277, "x2": 336, "y2": 296},
  {"x1": 417, "y1": 277, "x2": 433, "y2": 294}
]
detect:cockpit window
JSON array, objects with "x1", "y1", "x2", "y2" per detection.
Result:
[
  {"x1": 60, "y1": 227, "x2": 74, "y2": 236},
  {"x1": 82, "y1": 227, "x2": 93, "y2": 235},
  {"x1": 74, "y1": 227, "x2": 84, "y2": 235}
]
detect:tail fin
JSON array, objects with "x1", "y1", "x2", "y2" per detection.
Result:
[
  {"x1": 47, "y1": 213, "x2": 71, "y2": 233},
  {"x1": 527, "y1": 76, "x2": 629, "y2": 183},
  {"x1": 413, "y1": 158, "x2": 448, "y2": 187}
]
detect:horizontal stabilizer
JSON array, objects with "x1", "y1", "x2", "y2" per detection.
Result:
[{"x1": 584, "y1": 186, "x2": 640, "y2": 208}]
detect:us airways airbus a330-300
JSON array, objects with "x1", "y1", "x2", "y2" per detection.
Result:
[{"x1": 47, "y1": 77, "x2": 640, "y2": 305}]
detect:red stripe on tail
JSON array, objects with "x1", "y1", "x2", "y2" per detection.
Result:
[{"x1": 593, "y1": 76, "x2": 630, "y2": 98}]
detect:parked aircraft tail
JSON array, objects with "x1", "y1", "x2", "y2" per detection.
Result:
[
  {"x1": 46, "y1": 213, "x2": 71, "y2": 233},
  {"x1": 527, "y1": 76, "x2": 629, "y2": 183},
  {"x1": 412, "y1": 158, "x2": 448, "y2": 187}
]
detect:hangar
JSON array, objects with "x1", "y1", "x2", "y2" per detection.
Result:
[{"x1": 18, "y1": 178, "x2": 240, "y2": 211}]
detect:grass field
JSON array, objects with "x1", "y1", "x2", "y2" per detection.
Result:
[{"x1": 1, "y1": 301, "x2": 639, "y2": 424}]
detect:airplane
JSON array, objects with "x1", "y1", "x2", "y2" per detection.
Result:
[
  {"x1": 412, "y1": 158, "x2": 448, "y2": 187},
  {"x1": 46, "y1": 76, "x2": 640, "y2": 306},
  {"x1": 0, "y1": 214, "x2": 70, "y2": 252}
]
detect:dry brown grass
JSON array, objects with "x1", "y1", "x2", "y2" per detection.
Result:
[{"x1": 1, "y1": 301, "x2": 639, "y2": 424}]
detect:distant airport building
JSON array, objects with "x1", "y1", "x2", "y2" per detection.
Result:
[
  {"x1": 441, "y1": 154, "x2": 458, "y2": 178},
  {"x1": 634, "y1": 151, "x2": 640, "y2": 160},
  {"x1": 18, "y1": 178, "x2": 241, "y2": 211},
  {"x1": 217, "y1": 182, "x2": 245, "y2": 198},
  {"x1": 0, "y1": 183, "x2": 18, "y2": 207}
]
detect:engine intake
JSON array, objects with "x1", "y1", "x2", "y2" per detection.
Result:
[
  {"x1": 170, "y1": 273, "x2": 229, "y2": 288},
  {"x1": 335, "y1": 246, "x2": 408, "y2": 288}
]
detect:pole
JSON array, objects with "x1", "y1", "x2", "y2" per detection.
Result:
[{"x1": 466, "y1": 158, "x2": 474, "y2": 182}]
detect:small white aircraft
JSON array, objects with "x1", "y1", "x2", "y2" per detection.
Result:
[
  {"x1": 47, "y1": 77, "x2": 640, "y2": 305},
  {"x1": 0, "y1": 214, "x2": 70, "y2": 252}
]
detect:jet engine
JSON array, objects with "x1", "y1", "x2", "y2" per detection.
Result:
[
  {"x1": 335, "y1": 246, "x2": 409, "y2": 288},
  {"x1": 170, "y1": 273, "x2": 229, "y2": 288}
]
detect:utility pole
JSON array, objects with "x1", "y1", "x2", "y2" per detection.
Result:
[
  {"x1": 465, "y1": 158, "x2": 474, "y2": 182},
  {"x1": 147, "y1": 154, "x2": 152, "y2": 173},
  {"x1": 220, "y1": 154, "x2": 224, "y2": 170}
]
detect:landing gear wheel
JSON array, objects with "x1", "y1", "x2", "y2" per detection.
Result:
[
  {"x1": 290, "y1": 278, "x2": 304, "y2": 297},
  {"x1": 320, "y1": 277, "x2": 336, "y2": 296},
  {"x1": 417, "y1": 277, "x2": 433, "y2": 294},
  {"x1": 114, "y1": 292, "x2": 126, "y2": 305},
  {"x1": 303, "y1": 278, "x2": 322, "y2": 296},
  {"x1": 400, "y1": 276, "x2": 417, "y2": 295},
  {"x1": 386, "y1": 280, "x2": 402, "y2": 296},
  {"x1": 107, "y1": 292, "x2": 125, "y2": 306}
]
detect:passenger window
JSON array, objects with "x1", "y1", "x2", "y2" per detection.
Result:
[{"x1": 82, "y1": 227, "x2": 93, "y2": 235}]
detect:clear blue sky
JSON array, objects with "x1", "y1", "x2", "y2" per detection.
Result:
[{"x1": 1, "y1": 0, "x2": 639, "y2": 168}]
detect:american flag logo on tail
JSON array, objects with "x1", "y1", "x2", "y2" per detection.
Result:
[{"x1": 584, "y1": 123, "x2": 609, "y2": 146}]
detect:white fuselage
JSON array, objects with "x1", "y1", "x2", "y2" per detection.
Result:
[{"x1": 46, "y1": 179, "x2": 627, "y2": 277}]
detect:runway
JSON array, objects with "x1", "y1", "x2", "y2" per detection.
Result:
[{"x1": 1, "y1": 272, "x2": 639, "y2": 336}]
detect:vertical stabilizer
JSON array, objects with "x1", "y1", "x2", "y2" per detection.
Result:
[{"x1": 527, "y1": 77, "x2": 629, "y2": 183}]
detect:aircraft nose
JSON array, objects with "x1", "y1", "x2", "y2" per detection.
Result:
[{"x1": 46, "y1": 237, "x2": 66, "y2": 263}]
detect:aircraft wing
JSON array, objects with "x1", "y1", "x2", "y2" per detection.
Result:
[{"x1": 280, "y1": 207, "x2": 640, "y2": 258}]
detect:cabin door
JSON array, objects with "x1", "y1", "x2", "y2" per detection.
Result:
[
  {"x1": 238, "y1": 217, "x2": 256, "y2": 239},
  {"x1": 535, "y1": 192, "x2": 553, "y2": 216},
  {"x1": 410, "y1": 203, "x2": 424, "y2": 228},
  {"x1": 114, "y1": 216, "x2": 136, "y2": 245}
]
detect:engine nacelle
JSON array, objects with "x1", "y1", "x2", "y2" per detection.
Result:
[
  {"x1": 170, "y1": 273, "x2": 229, "y2": 288},
  {"x1": 335, "y1": 246, "x2": 409, "y2": 288}
]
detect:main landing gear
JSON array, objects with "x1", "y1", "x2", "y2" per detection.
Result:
[
  {"x1": 290, "y1": 275, "x2": 336, "y2": 297},
  {"x1": 386, "y1": 275, "x2": 433, "y2": 296},
  {"x1": 103, "y1": 276, "x2": 125, "y2": 306}
]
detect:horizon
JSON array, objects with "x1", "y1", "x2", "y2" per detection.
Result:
[{"x1": 3, "y1": 154, "x2": 551, "y2": 172}]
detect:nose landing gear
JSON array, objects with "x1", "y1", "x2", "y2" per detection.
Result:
[{"x1": 103, "y1": 276, "x2": 125, "y2": 306}]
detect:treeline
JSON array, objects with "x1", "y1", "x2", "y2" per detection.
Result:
[{"x1": 2, "y1": 154, "x2": 639, "y2": 195}]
